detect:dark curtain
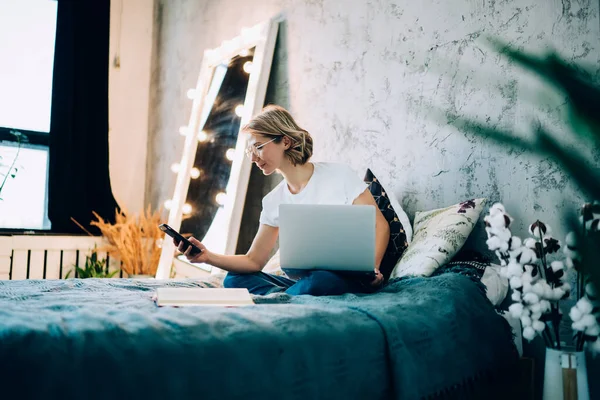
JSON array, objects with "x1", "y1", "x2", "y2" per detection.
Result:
[{"x1": 48, "y1": 0, "x2": 119, "y2": 234}]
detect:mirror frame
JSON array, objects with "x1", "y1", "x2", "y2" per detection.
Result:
[{"x1": 155, "y1": 18, "x2": 279, "y2": 279}]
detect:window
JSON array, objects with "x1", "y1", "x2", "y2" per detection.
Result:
[{"x1": 0, "y1": 1, "x2": 58, "y2": 230}]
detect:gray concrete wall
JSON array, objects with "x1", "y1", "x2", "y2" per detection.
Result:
[{"x1": 147, "y1": 0, "x2": 599, "y2": 251}]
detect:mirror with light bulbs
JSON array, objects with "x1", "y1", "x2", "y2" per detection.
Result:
[{"x1": 155, "y1": 18, "x2": 279, "y2": 279}]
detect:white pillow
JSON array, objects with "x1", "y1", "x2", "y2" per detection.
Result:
[
  {"x1": 481, "y1": 264, "x2": 509, "y2": 306},
  {"x1": 390, "y1": 198, "x2": 486, "y2": 278}
]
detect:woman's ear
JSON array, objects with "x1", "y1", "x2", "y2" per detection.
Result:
[{"x1": 282, "y1": 136, "x2": 292, "y2": 150}]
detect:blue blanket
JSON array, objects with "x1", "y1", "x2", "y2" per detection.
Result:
[{"x1": 0, "y1": 272, "x2": 517, "y2": 400}]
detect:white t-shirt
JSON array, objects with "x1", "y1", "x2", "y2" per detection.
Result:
[{"x1": 259, "y1": 162, "x2": 367, "y2": 227}]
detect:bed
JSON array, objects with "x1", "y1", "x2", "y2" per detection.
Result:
[{"x1": 0, "y1": 267, "x2": 519, "y2": 399}]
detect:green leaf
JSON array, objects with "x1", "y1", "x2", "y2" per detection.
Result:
[{"x1": 107, "y1": 270, "x2": 120, "y2": 278}]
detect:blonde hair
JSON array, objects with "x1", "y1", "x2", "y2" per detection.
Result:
[{"x1": 242, "y1": 105, "x2": 313, "y2": 166}]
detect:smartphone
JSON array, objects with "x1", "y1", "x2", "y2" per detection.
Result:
[{"x1": 159, "y1": 224, "x2": 202, "y2": 256}]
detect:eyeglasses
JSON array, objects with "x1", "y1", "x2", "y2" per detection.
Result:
[{"x1": 244, "y1": 137, "x2": 277, "y2": 159}]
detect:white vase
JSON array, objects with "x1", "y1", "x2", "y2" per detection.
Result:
[{"x1": 543, "y1": 347, "x2": 589, "y2": 400}]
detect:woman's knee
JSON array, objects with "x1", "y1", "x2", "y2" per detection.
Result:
[{"x1": 288, "y1": 270, "x2": 348, "y2": 296}]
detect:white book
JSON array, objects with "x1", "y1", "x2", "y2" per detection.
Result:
[{"x1": 155, "y1": 287, "x2": 254, "y2": 307}]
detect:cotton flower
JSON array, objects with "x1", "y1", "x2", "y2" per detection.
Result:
[
  {"x1": 529, "y1": 302, "x2": 542, "y2": 314},
  {"x1": 523, "y1": 326, "x2": 536, "y2": 341},
  {"x1": 510, "y1": 276, "x2": 523, "y2": 289},
  {"x1": 511, "y1": 291, "x2": 521, "y2": 302},
  {"x1": 533, "y1": 320, "x2": 545, "y2": 332},
  {"x1": 524, "y1": 264, "x2": 539, "y2": 280},
  {"x1": 539, "y1": 300, "x2": 551, "y2": 313},
  {"x1": 486, "y1": 236, "x2": 508, "y2": 252},
  {"x1": 489, "y1": 203, "x2": 506, "y2": 216},
  {"x1": 580, "y1": 314, "x2": 597, "y2": 329},
  {"x1": 529, "y1": 221, "x2": 550, "y2": 238},
  {"x1": 509, "y1": 236, "x2": 522, "y2": 250},
  {"x1": 509, "y1": 303, "x2": 524, "y2": 319},
  {"x1": 552, "y1": 287, "x2": 567, "y2": 300},
  {"x1": 521, "y1": 266, "x2": 537, "y2": 286},
  {"x1": 524, "y1": 238, "x2": 537, "y2": 249},
  {"x1": 493, "y1": 227, "x2": 512, "y2": 242},
  {"x1": 550, "y1": 261, "x2": 564, "y2": 272},
  {"x1": 575, "y1": 297, "x2": 594, "y2": 315},
  {"x1": 509, "y1": 247, "x2": 524, "y2": 260},
  {"x1": 570, "y1": 306, "x2": 583, "y2": 322},
  {"x1": 531, "y1": 311, "x2": 542, "y2": 321},
  {"x1": 523, "y1": 292, "x2": 540, "y2": 304},
  {"x1": 485, "y1": 213, "x2": 506, "y2": 230},
  {"x1": 532, "y1": 282, "x2": 547, "y2": 297},
  {"x1": 573, "y1": 320, "x2": 586, "y2": 332},
  {"x1": 506, "y1": 261, "x2": 523, "y2": 278},
  {"x1": 586, "y1": 323, "x2": 600, "y2": 337},
  {"x1": 519, "y1": 248, "x2": 538, "y2": 264},
  {"x1": 521, "y1": 315, "x2": 532, "y2": 327}
]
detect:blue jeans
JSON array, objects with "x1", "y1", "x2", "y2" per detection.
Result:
[{"x1": 223, "y1": 270, "x2": 375, "y2": 296}]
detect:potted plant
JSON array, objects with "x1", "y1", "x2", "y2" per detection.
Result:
[
  {"x1": 74, "y1": 206, "x2": 165, "y2": 278},
  {"x1": 484, "y1": 203, "x2": 598, "y2": 399},
  {"x1": 452, "y1": 39, "x2": 600, "y2": 400},
  {"x1": 65, "y1": 245, "x2": 120, "y2": 278}
]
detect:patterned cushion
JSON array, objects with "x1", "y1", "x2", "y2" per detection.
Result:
[
  {"x1": 390, "y1": 198, "x2": 486, "y2": 278},
  {"x1": 364, "y1": 169, "x2": 409, "y2": 280}
]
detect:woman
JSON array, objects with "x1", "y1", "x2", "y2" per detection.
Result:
[{"x1": 177, "y1": 105, "x2": 390, "y2": 296}]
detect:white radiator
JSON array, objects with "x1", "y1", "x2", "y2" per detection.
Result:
[{"x1": 0, "y1": 235, "x2": 124, "y2": 280}]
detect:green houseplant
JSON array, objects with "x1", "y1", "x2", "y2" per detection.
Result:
[{"x1": 66, "y1": 245, "x2": 119, "y2": 279}]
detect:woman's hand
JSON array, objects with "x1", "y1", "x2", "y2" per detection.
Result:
[
  {"x1": 370, "y1": 269, "x2": 384, "y2": 287},
  {"x1": 174, "y1": 236, "x2": 210, "y2": 264}
]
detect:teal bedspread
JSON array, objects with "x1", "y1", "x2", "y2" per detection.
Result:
[{"x1": 0, "y1": 271, "x2": 518, "y2": 400}]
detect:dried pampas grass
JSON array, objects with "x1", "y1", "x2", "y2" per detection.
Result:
[{"x1": 87, "y1": 206, "x2": 165, "y2": 276}]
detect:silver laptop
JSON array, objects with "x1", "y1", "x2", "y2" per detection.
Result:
[{"x1": 279, "y1": 204, "x2": 375, "y2": 278}]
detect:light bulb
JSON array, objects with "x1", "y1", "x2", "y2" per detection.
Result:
[
  {"x1": 198, "y1": 130, "x2": 209, "y2": 142},
  {"x1": 243, "y1": 61, "x2": 253, "y2": 74},
  {"x1": 225, "y1": 148, "x2": 235, "y2": 161},
  {"x1": 164, "y1": 199, "x2": 173, "y2": 210},
  {"x1": 190, "y1": 168, "x2": 201, "y2": 179},
  {"x1": 179, "y1": 126, "x2": 190, "y2": 136},
  {"x1": 239, "y1": 49, "x2": 249, "y2": 57},
  {"x1": 234, "y1": 105, "x2": 244, "y2": 117},
  {"x1": 186, "y1": 89, "x2": 196, "y2": 99},
  {"x1": 215, "y1": 192, "x2": 227, "y2": 206},
  {"x1": 170, "y1": 163, "x2": 180, "y2": 173},
  {"x1": 182, "y1": 203, "x2": 192, "y2": 215}
]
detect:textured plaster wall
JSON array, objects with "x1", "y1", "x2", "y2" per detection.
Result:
[{"x1": 147, "y1": 0, "x2": 599, "y2": 252}]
